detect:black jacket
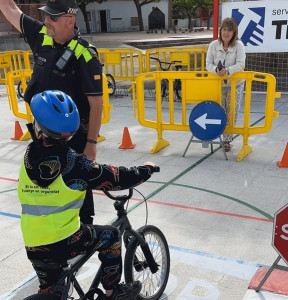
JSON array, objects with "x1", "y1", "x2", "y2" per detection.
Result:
[{"x1": 24, "y1": 140, "x2": 156, "y2": 191}]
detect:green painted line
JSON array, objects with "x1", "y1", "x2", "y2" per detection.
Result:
[
  {"x1": 125, "y1": 114, "x2": 272, "y2": 220},
  {"x1": 172, "y1": 182, "x2": 273, "y2": 220},
  {"x1": 0, "y1": 188, "x2": 17, "y2": 194}
]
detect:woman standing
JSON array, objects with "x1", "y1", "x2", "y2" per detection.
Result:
[{"x1": 206, "y1": 17, "x2": 246, "y2": 152}]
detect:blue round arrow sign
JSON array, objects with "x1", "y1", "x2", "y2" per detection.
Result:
[{"x1": 189, "y1": 101, "x2": 226, "y2": 141}]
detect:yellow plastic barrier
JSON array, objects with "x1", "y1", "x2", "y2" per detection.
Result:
[
  {"x1": 6, "y1": 69, "x2": 33, "y2": 121},
  {"x1": 6, "y1": 70, "x2": 112, "y2": 141},
  {"x1": 134, "y1": 71, "x2": 280, "y2": 161},
  {"x1": 98, "y1": 49, "x2": 144, "y2": 91},
  {"x1": 0, "y1": 50, "x2": 32, "y2": 84},
  {"x1": 145, "y1": 47, "x2": 207, "y2": 72}
]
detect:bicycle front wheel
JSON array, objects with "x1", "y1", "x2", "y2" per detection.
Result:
[
  {"x1": 17, "y1": 81, "x2": 24, "y2": 99},
  {"x1": 23, "y1": 294, "x2": 60, "y2": 300},
  {"x1": 174, "y1": 79, "x2": 182, "y2": 101},
  {"x1": 106, "y1": 73, "x2": 116, "y2": 96},
  {"x1": 124, "y1": 225, "x2": 170, "y2": 300},
  {"x1": 161, "y1": 79, "x2": 169, "y2": 99}
]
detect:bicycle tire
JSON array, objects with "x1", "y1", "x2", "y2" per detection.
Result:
[
  {"x1": 174, "y1": 79, "x2": 182, "y2": 101},
  {"x1": 161, "y1": 79, "x2": 168, "y2": 99},
  {"x1": 23, "y1": 293, "x2": 60, "y2": 300},
  {"x1": 106, "y1": 73, "x2": 116, "y2": 96},
  {"x1": 17, "y1": 81, "x2": 24, "y2": 99},
  {"x1": 124, "y1": 225, "x2": 170, "y2": 300}
]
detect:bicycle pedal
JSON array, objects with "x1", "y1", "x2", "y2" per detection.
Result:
[{"x1": 85, "y1": 287, "x2": 104, "y2": 300}]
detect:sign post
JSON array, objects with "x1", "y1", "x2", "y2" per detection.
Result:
[
  {"x1": 256, "y1": 204, "x2": 288, "y2": 292},
  {"x1": 183, "y1": 101, "x2": 227, "y2": 159}
]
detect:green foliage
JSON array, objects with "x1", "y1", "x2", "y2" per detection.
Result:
[{"x1": 173, "y1": 0, "x2": 199, "y2": 19}]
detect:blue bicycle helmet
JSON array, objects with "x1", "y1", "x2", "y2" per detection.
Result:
[{"x1": 30, "y1": 90, "x2": 80, "y2": 140}]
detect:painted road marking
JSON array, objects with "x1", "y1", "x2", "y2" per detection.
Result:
[{"x1": 0, "y1": 245, "x2": 269, "y2": 300}]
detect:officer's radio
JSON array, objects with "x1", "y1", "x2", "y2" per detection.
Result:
[{"x1": 55, "y1": 48, "x2": 75, "y2": 72}]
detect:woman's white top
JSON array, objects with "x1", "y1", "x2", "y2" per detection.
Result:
[{"x1": 206, "y1": 39, "x2": 246, "y2": 87}]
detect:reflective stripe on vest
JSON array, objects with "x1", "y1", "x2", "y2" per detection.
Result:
[
  {"x1": 17, "y1": 159, "x2": 86, "y2": 247},
  {"x1": 21, "y1": 198, "x2": 83, "y2": 216},
  {"x1": 40, "y1": 26, "x2": 93, "y2": 62}
]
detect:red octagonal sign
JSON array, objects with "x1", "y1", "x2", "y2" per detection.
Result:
[{"x1": 272, "y1": 204, "x2": 288, "y2": 264}]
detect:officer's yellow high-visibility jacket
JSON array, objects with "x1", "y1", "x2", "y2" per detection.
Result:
[{"x1": 17, "y1": 159, "x2": 86, "y2": 247}]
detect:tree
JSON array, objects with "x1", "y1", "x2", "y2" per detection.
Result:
[
  {"x1": 173, "y1": 0, "x2": 199, "y2": 30},
  {"x1": 132, "y1": 0, "x2": 160, "y2": 31},
  {"x1": 195, "y1": 0, "x2": 227, "y2": 30},
  {"x1": 76, "y1": 0, "x2": 105, "y2": 33}
]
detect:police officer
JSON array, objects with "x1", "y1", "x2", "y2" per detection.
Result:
[{"x1": 0, "y1": 0, "x2": 103, "y2": 224}]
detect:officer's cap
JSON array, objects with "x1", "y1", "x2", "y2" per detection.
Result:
[{"x1": 39, "y1": 0, "x2": 78, "y2": 16}]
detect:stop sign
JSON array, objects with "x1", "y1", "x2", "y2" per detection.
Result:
[{"x1": 272, "y1": 203, "x2": 288, "y2": 264}]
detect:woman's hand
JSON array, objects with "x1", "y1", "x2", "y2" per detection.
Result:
[{"x1": 216, "y1": 67, "x2": 228, "y2": 77}]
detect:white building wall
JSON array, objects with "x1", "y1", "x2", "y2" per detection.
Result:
[{"x1": 77, "y1": 0, "x2": 169, "y2": 33}]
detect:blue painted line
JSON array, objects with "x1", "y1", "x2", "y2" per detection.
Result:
[
  {"x1": 0, "y1": 212, "x2": 21, "y2": 219},
  {"x1": 168, "y1": 244, "x2": 271, "y2": 268},
  {"x1": 0, "y1": 211, "x2": 271, "y2": 269}
]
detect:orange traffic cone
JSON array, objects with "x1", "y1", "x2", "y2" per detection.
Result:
[
  {"x1": 119, "y1": 127, "x2": 136, "y2": 149},
  {"x1": 277, "y1": 142, "x2": 288, "y2": 167},
  {"x1": 11, "y1": 121, "x2": 24, "y2": 140}
]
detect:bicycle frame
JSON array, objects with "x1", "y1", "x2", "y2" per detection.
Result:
[
  {"x1": 51, "y1": 190, "x2": 158, "y2": 300},
  {"x1": 150, "y1": 57, "x2": 183, "y2": 101}
]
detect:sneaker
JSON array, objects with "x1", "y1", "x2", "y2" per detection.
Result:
[{"x1": 106, "y1": 281, "x2": 142, "y2": 299}]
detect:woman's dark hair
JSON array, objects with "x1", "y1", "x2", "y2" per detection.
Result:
[{"x1": 218, "y1": 17, "x2": 239, "y2": 47}]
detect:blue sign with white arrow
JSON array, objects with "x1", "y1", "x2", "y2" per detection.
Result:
[{"x1": 189, "y1": 101, "x2": 226, "y2": 141}]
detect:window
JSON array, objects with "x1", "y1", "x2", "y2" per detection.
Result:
[{"x1": 131, "y1": 17, "x2": 139, "y2": 26}]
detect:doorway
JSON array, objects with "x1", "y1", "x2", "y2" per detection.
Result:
[{"x1": 99, "y1": 10, "x2": 111, "y2": 32}]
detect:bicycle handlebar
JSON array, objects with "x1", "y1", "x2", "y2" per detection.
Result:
[
  {"x1": 150, "y1": 57, "x2": 182, "y2": 71},
  {"x1": 103, "y1": 165, "x2": 160, "y2": 201},
  {"x1": 103, "y1": 189, "x2": 133, "y2": 201}
]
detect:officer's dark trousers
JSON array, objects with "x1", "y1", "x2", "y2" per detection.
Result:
[{"x1": 67, "y1": 128, "x2": 94, "y2": 224}]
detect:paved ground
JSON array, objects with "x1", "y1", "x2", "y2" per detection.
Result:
[{"x1": 1, "y1": 31, "x2": 288, "y2": 300}]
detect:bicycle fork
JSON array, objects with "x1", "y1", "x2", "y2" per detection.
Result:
[{"x1": 128, "y1": 228, "x2": 159, "y2": 274}]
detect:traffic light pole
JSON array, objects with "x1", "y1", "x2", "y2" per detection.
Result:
[{"x1": 213, "y1": 0, "x2": 219, "y2": 40}]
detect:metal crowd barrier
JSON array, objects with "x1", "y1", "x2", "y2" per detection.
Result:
[{"x1": 133, "y1": 71, "x2": 281, "y2": 161}]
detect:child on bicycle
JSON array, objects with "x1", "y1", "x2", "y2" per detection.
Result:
[{"x1": 17, "y1": 90, "x2": 159, "y2": 299}]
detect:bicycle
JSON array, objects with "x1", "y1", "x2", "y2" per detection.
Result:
[
  {"x1": 23, "y1": 186, "x2": 170, "y2": 300},
  {"x1": 106, "y1": 73, "x2": 116, "y2": 96},
  {"x1": 101, "y1": 64, "x2": 116, "y2": 96},
  {"x1": 150, "y1": 57, "x2": 183, "y2": 101},
  {"x1": 17, "y1": 79, "x2": 29, "y2": 99}
]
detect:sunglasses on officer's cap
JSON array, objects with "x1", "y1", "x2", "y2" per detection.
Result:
[{"x1": 39, "y1": 0, "x2": 78, "y2": 19}]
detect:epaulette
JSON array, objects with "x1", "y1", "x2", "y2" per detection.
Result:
[
  {"x1": 77, "y1": 37, "x2": 89, "y2": 48},
  {"x1": 77, "y1": 38, "x2": 98, "y2": 58},
  {"x1": 87, "y1": 45, "x2": 99, "y2": 58}
]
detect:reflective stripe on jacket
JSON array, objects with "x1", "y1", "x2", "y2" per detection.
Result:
[
  {"x1": 17, "y1": 159, "x2": 86, "y2": 247},
  {"x1": 40, "y1": 26, "x2": 95, "y2": 62}
]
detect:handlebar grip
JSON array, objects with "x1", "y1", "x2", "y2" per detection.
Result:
[
  {"x1": 103, "y1": 188, "x2": 133, "y2": 201},
  {"x1": 153, "y1": 166, "x2": 160, "y2": 172}
]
